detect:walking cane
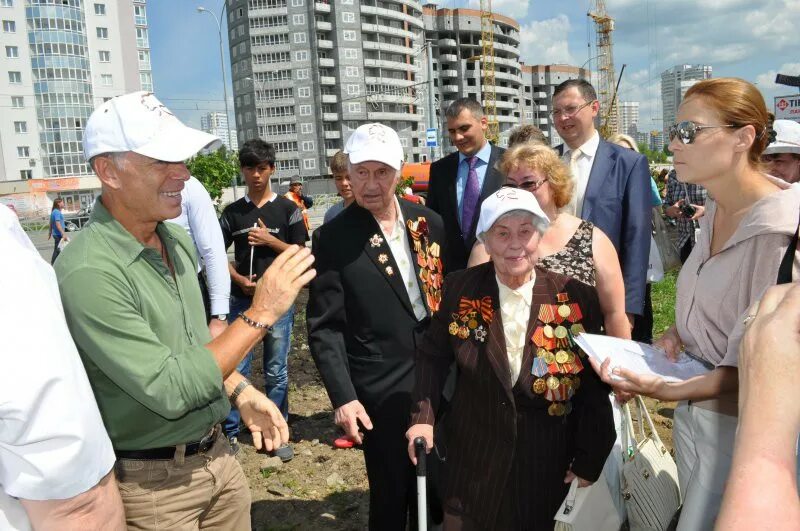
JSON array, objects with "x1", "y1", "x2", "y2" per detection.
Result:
[{"x1": 414, "y1": 437, "x2": 428, "y2": 531}]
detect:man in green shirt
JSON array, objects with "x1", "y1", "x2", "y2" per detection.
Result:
[{"x1": 55, "y1": 91, "x2": 316, "y2": 530}]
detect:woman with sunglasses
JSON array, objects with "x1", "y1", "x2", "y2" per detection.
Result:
[
  {"x1": 468, "y1": 142, "x2": 631, "y2": 340},
  {"x1": 592, "y1": 77, "x2": 800, "y2": 530}
]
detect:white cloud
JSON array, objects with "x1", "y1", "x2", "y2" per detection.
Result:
[
  {"x1": 466, "y1": 0, "x2": 529, "y2": 20},
  {"x1": 517, "y1": 15, "x2": 575, "y2": 66},
  {"x1": 755, "y1": 63, "x2": 800, "y2": 91}
]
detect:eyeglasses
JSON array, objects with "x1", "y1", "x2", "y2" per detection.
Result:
[
  {"x1": 668, "y1": 120, "x2": 736, "y2": 145},
  {"x1": 503, "y1": 177, "x2": 548, "y2": 192},
  {"x1": 550, "y1": 100, "x2": 595, "y2": 119}
]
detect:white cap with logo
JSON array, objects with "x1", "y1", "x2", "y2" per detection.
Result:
[
  {"x1": 764, "y1": 119, "x2": 800, "y2": 156},
  {"x1": 83, "y1": 91, "x2": 222, "y2": 162},
  {"x1": 344, "y1": 123, "x2": 404, "y2": 170},
  {"x1": 476, "y1": 188, "x2": 550, "y2": 242}
]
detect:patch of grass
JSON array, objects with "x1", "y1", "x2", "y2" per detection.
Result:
[{"x1": 651, "y1": 270, "x2": 678, "y2": 337}]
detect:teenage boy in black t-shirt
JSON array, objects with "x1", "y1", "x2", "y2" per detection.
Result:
[{"x1": 220, "y1": 139, "x2": 307, "y2": 460}]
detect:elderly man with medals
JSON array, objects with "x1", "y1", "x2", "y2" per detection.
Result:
[
  {"x1": 407, "y1": 188, "x2": 615, "y2": 530},
  {"x1": 308, "y1": 123, "x2": 447, "y2": 529}
]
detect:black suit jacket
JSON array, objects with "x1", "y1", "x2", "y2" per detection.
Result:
[
  {"x1": 411, "y1": 262, "x2": 615, "y2": 528},
  {"x1": 307, "y1": 201, "x2": 447, "y2": 415},
  {"x1": 558, "y1": 139, "x2": 651, "y2": 315},
  {"x1": 427, "y1": 144, "x2": 506, "y2": 272}
]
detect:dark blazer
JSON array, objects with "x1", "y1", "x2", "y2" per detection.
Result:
[
  {"x1": 427, "y1": 144, "x2": 506, "y2": 272},
  {"x1": 558, "y1": 139, "x2": 651, "y2": 315},
  {"x1": 307, "y1": 201, "x2": 446, "y2": 413},
  {"x1": 411, "y1": 262, "x2": 615, "y2": 530}
]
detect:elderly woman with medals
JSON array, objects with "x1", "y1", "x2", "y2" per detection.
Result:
[{"x1": 407, "y1": 188, "x2": 615, "y2": 530}]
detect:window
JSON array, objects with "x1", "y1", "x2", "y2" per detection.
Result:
[
  {"x1": 14, "y1": 121, "x2": 26, "y2": 133},
  {"x1": 249, "y1": 15, "x2": 287, "y2": 28},
  {"x1": 101, "y1": 74, "x2": 113, "y2": 86},
  {"x1": 17, "y1": 146, "x2": 29, "y2": 157},
  {"x1": 0, "y1": 0, "x2": 13, "y2": 7},
  {"x1": 296, "y1": 69, "x2": 309, "y2": 80},
  {"x1": 343, "y1": 30, "x2": 356, "y2": 41},
  {"x1": 5, "y1": 45, "x2": 17, "y2": 58},
  {"x1": 347, "y1": 102, "x2": 361, "y2": 113},
  {"x1": 303, "y1": 158, "x2": 316, "y2": 170},
  {"x1": 11, "y1": 96, "x2": 23, "y2": 108},
  {"x1": 342, "y1": 0, "x2": 353, "y2": 4},
  {"x1": 399, "y1": 137, "x2": 409, "y2": 148},
  {"x1": 138, "y1": 49, "x2": 150, "y2": 68},
  {"x1": 273, "y1": 141, "x2": 297, "y2": 153},
  {"x1": 344, "y1": 48, "x2": 357, "y2": 59},
  {"x1": 293, "y1": 32, "x2": 306, "y2": 43},
  {"x1": 342, "y1": 12, "x2": 354, "y2": 23},
  {"x1": 134, "y1": 3, "x2": 147, "y2": 25},
  {"x1": 300, "y1": 123, "x2": 313, "y2": 134},
  {"x1": 96, "y1": 27, "x2": 108, "y2": 39},
  {"x1": 252, "y1": 51, "x2": 290, "y2": 64},
  {"x1": 265, "y1": 123, "x2": 296, "y2": 135},
  {"x1": 295, "y1": 50, "x2": 308, "y2": 61},
  {"x1": 302, "y1": 140, "x2": 315, "y2": 151},
  {"x1": 276, "y1": 159, "x2": 299, "y2": 171},
  {"x1": 94, "y1": 3, "x2": 105, "y2": 15},
  {"x1": 136, "y1": 27, "x2": 148, "y2": 47},
  {"x1": 249, "y1": 0, "x2": 288, "y2": 8},
  {"x1": 345, "y1": 66, "x2": 358, "y2": 78},
  {"x1": 299, "y1": 105, "x2": 312, "y2": 116},
  {"x1": 292, "y1": 14, "x2": 305, "y2": 25},
  {"x1": 298, "y1": 87, "x2": 310, "y2": 98},
  {"x1": 346, "y1": 84, "x2": 359, "y2": 95},
  {"x1": 2, "y1": 20, "x2": 15, "y2": 32},
  {"x1": 20, "y1": 169, "x2": 32, "y2": 180},
  {"x1": 251, "y1": 33, "x2": 289, "y2": 47},
  {"x1": 98, "y1": 50, "x2": 110, "y2": 62},
  {"x1": 139, "y1": 72, "x2": 152, "y2": 91},
  {"x1": 8, "y1": 71, "x2": 21, "y2": 83},
  {"x1": 291, "y1": 0, "x2": 303, "y2": 6},
  {"x1": 256, "y1": 87, "x2": 293, "y2": 101}
]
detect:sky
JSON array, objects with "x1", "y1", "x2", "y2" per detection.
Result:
[{"x1": 149, "y1": 0, "x2": 800, "y2": 134}]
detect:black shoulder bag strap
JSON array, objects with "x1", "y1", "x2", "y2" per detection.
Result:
[{"x1": 777, "y1": 208, "x2": 800, "y2": 285}]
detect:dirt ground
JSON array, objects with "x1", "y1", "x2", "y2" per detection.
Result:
[{"x1": 242, "y1": 291, "x2": 678, "y2": 530}]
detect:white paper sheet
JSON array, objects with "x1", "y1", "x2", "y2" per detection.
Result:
[{"x1": 574, "y1": 333, "x2": 711, "y2": 382}]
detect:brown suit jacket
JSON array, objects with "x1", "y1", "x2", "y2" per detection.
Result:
[{"x1": 411, "y1": 262, "x2": 615, "y2": 529}]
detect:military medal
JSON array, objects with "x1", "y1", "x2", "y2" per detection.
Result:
[
  {"x1": 532, "y1": 378, "x2": 547, "y2": 394},
  {"x1": 474, "y1": 326, "x2": 487, "y2": 342},
  {"x1": 468, "y1": 318, "x2": 478, "y2": 329},
  {"x1": 448, "y1": 322, "x2": 459, "y2": 336},
  {"x1": 557, "y1": 304, "x2": 571, "y2": 318},
  {"x1": 555, "y1": 350, "x2": 570, "y2": 364},
  {"x1": 531, "y1": 357, "x2": 549, "y2": 377},
  {"x1": 546, "y1": 375, "x2": 560, "y2": 390},
  {"x1": 543, "y1": 325, "x2": 554, "y2": 338},
  {"x1": 554, "y1": 325, "x2": 568, "y2": 339},
  {"x1": 458, "y1": 326, "x2": 469, "y2": 339}
]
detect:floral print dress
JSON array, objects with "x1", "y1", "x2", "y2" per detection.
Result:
[{"x1": 538, "y1": 220, "x2": 596, "y2": 286}]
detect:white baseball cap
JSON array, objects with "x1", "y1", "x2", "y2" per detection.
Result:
[
  {"x1": 344, "y1": 123, "x2": 404, "y2": 170},
  {"x1": 83, "y1": 91, "x2": 222, "y2": 162},
  {"x1": 476, "y1": 188, "x2": 550, "y2": 242},
  {"x1": 764, "y1": 119, "x2": 800, "y2": 156}
]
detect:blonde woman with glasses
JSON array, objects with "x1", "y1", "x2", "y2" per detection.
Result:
[{"x1": 468, "y1": 142, "x2": 630, "y2": 340}]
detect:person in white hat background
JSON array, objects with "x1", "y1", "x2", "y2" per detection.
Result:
[
  {"x1": 407, "y1": 188, "x2": 615, "y2": 530},
  {"x1": 762, "y1": 119, "x2": 800, "y2": 184},
  {"x1": 54, "y1": 91, "x2": 315, "y2": 529},
  {"x1": 307, "y1": 123, "x2": 447, "y2": 529}
]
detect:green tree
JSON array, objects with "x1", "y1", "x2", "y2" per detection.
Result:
[{"x1": 186, "y1": 148, "x2": 240, "y2": 204}]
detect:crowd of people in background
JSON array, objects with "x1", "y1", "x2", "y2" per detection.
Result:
[{"x1": 2, "y1": 76, "x2": 799, "y2": 531}]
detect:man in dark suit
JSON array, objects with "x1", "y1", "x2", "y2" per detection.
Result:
[
  {"x1": 427, "y1": 98, "x2": 506, "y2": 271},
  {"x1": 553, "y1": 79, "x2": 651, "y2": 327},
  {"x1": 307, "y1": 124, "x2": 446, "y2": 530}
]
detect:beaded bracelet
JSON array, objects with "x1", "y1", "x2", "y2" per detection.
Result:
[{"x1": 239, "y1": 311, "x2": 272, "y2": 331}]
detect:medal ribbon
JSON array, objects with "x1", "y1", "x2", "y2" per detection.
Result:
[{"x1": 458, "y1": 296, "x2": 493, "y2": 323}]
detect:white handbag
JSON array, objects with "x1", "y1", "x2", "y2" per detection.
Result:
[
  {"x1": 621, "y1": 396, "x2": 681, "y2": 531},
  {"x1": 553, "y1": 470, "x2": 623, "y2": 531}
]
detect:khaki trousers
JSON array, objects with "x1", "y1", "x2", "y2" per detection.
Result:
[{"x1": 115, "y1": 433, "x2": 251, "y2": 530}]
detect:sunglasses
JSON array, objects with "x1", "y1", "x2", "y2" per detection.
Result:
[
  {"x1": 503, "y1": 177, "x2": 548, "y2": 192},
  {"x1": 668, "y1": 120, "x2": 736, "y2": 145},
  {"x1": 550, "y1": 100, "x2": 595, "y2": 119}
]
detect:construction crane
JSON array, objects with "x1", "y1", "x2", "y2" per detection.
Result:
[
  {"x1": 480, "y1": 0, "x2": 499, "y2": 143},
  {"x1": 588, "y1": 0, "x2": 618, "y2": 136}
]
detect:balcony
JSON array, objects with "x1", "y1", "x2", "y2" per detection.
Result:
[
  {"x1": 491, "y1": 70, "x2": 522, "y2": 84},
  {"x1": 362, "y1": 40, "x2": 414, "y2": 55},
  {"x1": 493, "y1": 56, "x2": 521, "y2": 69},
  {"x1": 319, "y1": 57, "x2": 335, "y2": 68},
  {"x1": 317, "y1": 39, "x2": 333, "y2": 49},
  {"x1": 437, "y1": 38, "x2": 457, "y2": 47},
  {"x1": 361, "y1": 23, "x2": 414, "y2": 39},
  {"x1": 324, "y1": 130, "x2": 341, "y2": 139},
  {"x1": 326, "y1": 148, "x2": 339, "y2": 157},
  {"x1": 439, "y1": 53, "x2": 458, "y2": 63},
  {"x1": 367, "y1": 111, "x2": 420, "y2": 122},
  {"x1": 531, "y1": 91, "x2": 547, "y2": 99},
  {"x1": 360, "y1": 5, "x2": 424, "y2": 29},
  {"x1": 320, "y1": 76, "x2": 336, "y2": 85},
  {"x1": 363, "y1": 58, "x2": 416, "y2": 72},
  {"x1": 440, "y1": 69, "x2": 458, "y2": 78},
  {"x1": 494, "y1": 100, "x2": 517, "y2": 110},
  {"x1": 494, "y1": 85, "x2": 518, "y2": 96},
  {"x1": 440, "y1": 84, "x2": 458, "y2": 94},
  {"x1": 365, "y1": 76, "x2": 415, "y2": 88},
  {"x1": 314, "y1": 2, "x2": 331, "y2": 13},
  {"x1": 316, "y1": 20, "x2": 332, "y2": 31},
  {"x1": 492, "y1": 41, "x2": 520, "y2": 56},
  {"x1": 322, "y1": 112, "x2": 338, "y2": 121},
  {"x1": 321, "y1": 94, "x2": 337, "y2": 103},
  {"x1": 368, "y1": 93, "x2": 416, "y2": 105}
]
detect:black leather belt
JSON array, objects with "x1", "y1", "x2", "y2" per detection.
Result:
[{"x1": 116, "y1": 426, "x2": 219, "y2": 461}]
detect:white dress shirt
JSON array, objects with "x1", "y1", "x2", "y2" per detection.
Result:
[
  {"x1": 0, "y1": 206, "x2": 116, "y2": 531},
  {"x1": 376, "y1": 199, "x2": 428, "y2": 321},
  {"x1": 497, "y1": 274, "x2": 536, "y2": 386},
  {"x1": 563, "y1": 131, "x2": 600, "y2": 217},
  {"x1": 168, "y1": 176, "x2": 231, "y2": 316}
]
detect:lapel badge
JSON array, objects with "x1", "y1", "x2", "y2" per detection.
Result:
[
  {"x1": 378, "y1": 253, "x2": 388, "y2": 264},
  {"x1": 385, "y1": 266, "x2": 394, "y2": 276},
  {"x1": 370, "y1": 234, "x2": 384, "y2": 248}
]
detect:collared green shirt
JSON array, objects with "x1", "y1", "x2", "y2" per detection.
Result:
[{"x1": 55, "y1": 200, "x2": 229, "y2": 451}]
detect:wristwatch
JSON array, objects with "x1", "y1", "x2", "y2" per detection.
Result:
[{"x1": 212, "y1": 314, "x2": 228, "y2": 322}]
